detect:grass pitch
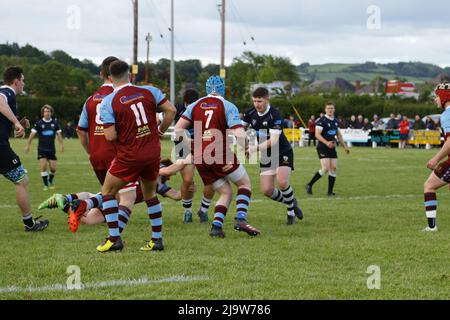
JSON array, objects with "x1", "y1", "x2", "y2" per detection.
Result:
[{"x1": 0, "y1": 139, "x2": 449, "y2": 300}]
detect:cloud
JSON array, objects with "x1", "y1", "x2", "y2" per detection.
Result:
[{"x1": 1, "y1": 0, "x2": 449, "y2": 67}]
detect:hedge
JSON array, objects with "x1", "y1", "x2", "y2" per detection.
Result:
[{"x1": 16, "y1": 94, "x2": 439, "y2": 126}]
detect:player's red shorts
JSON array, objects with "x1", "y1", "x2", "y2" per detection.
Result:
[
  {"x1": 109, "y1": 156, "x2": 160, "y2": 183},
  {"x1": 434, "y1": 160, "x2": 450, "y2": 183},
  {"x1": 196, "y1": 161, "x2": 240, "y2": 186}
]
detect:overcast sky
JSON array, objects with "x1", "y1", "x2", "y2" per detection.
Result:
[{"x1": 2, "y1": 0, "x2": 450, "y2": 67}]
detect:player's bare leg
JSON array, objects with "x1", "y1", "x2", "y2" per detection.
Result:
[
  {"x1": 180, "y1": 164, "x2": 195, "y2": 223},
  {"x1": 140, "y1": 178, "x2": 164, "y2": 251},
  {"x1": 48, "y1": 159, "x2": 57, "y2": 189},
  {"x1": 423, "y1": 172, "x2": 447, "y2": 232},
  {"x1": 15, "y1": 175, "x2": 49, "y2": 231},
  {"x1": 326, "y1": 159, "x2": 338, "y2": 196},
  {"x1": 39, "y1": 158, "x2": 49, "y2": 190},
  {"x1": 306, "y1": 158, "x2": 331, "y2": 195}
]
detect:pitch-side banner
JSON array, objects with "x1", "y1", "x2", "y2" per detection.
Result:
[{"x1": 341, "y1": 129, "x2": 370, "y2": 143}]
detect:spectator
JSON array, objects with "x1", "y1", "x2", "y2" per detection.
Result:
[
  {"x1": 412, "y1": 115, "x2": 425, "y2": 131},
  {"x1": 399, "y1": 116, "x2": 410, "y2": 149},
  {"x1": 372, "y1": 114, "x2": 385, "y2": 130},
  {"x1": 354, "y1": 115, "x2": 364, "y2": 129},
  {"x1": 308, "y1": 115, "x2": 317, "y2": 146},
  {"x1": 362, "y1": 118, "x2": 373, "y2": 131},
  {"x1": 63, "y1": 121, "x2": 75, "y2": 139},
  {"x1": 348, "y1": 115, "x2": 357, "y2": 129},
  {"x1": 425, "y1": 116, "x2": 436, "y2": 130},
  {"x1": 284, "y1": 116, "x2": 293, "y2": 129},
  {"x1": 338, "y1": 116, "x2": 348, "y2": 129},
  {"x1": 385, "y1": 113, "x2": 398, "y2": 131}
]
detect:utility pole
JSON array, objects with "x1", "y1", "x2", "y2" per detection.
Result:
[
  {"x1": 170, "y1": 0, "x2": 175, "y2": 104},
  {"x1": 220, "y1": 0, "x2": 226, "y2": 79},
  {"x1": 145, "y1": 32, "x2": 152, "y2": 83},
  {"x1": 132, "y1": 0, "x2": 139, "y2": 82}
]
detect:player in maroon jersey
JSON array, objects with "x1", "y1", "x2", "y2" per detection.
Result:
[
  {"x1": 95, "y1": 60, "x2": 176, "y2": 253},
  {"x1": 62, "y1": 56, "x2": 138, "y2": 235},
  {"x1": 175, "y1": 75, "x2": 260, "y2": 238}
]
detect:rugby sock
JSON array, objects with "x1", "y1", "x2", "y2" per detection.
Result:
[
  {"x1": 308, "y1": 170, "x2": 324, "y2": 186},
  {"x1": 182, "y1": 198, "x2": 193, "y2": 211},
  {"x1": 200, "y1": 197, "x2": 212, "y2": 214},
  {"x1": 212, "y1": 205, "x2": 228, "y2": 228},
  {"x1": 102, "y1": 195, "x2": 120, "y2": 242},
  {"x1": 271, "y1": 189, "x2": 284, "y2": 203},
  {"x1": 22, "y1": 213, "x2": 34, "y2": 228},
  {"x1": 328, "y1": 173, "x2": 337, "y2": 194},
  {"x1": 118, "y1": 205, "x2": 132, "y2": 234},
  {"x1": 41, "y1": 172, "x2": 49, "y2": 187},
  {"x1": 146, "y1": 197, "x2": 163, "y2": 241},
  {"x1": 236, "y1": 188, "x2": 251, "y2": 221},
  {"x1": 63, "y1": 194, "x2": 78, "y2": 213},
  {"x1": 281, "y1": 186, "x2": 295, "y2": 217},
  {"x1": 424, "y1": 193, "x2": 437, "y2": 228},
  {"x1": 66, "y1": 194, "x2": 78, "y2": 203},
  {"x1": 86, "y1": 193, "x2": 103, "y2": 210},
  {"x1": 49, "y1": 171, "x2": 55, "y2": 184}
]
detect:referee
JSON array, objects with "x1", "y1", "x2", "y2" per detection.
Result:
[
  {"x1": 25, "y1": 105, "x2": 64, "y2": 190},
  {"x1": 305, "y1": 102, "x2": 350, "y2": 196}
]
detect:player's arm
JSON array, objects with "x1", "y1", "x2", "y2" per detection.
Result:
[
  {"x1": 230, "y1": 126, "x2": 249, "y2": 153},
  {"x1": 157, "y1": 100, "x2": 177, "y2": 136},
  {"x1": 56, "y1": 130, "x2": 64, "y2": 153},
  {"x1": 77, "y1": 129, "x2": 89, "y2": 154},
  {"x1": 24, "y1": 130, "x2": 37, "y2": 154},
  {"x1": 159, "y1": 155, "x2": 192, "y2": 177},
  {"x1": 315, "y1": 127, "x2": 335, "y2": 149},
  {"x1": 99, "y1": 96, "x2": 117, "y2": 141},
  {"x1": 77, "y1": 103, "x2": 90, "y2": 154},
  {"x1": 0, "y1": 96, "x2": 24, "y2": 137},
  {"x1": 103, "y1": 125, "x2": 117, "y2": 142},
  {"x1": 427, "y1": 139, "x2": 450, "y2": 170},
  {"x1": 252, "y1": 129, "x2": 281, "y2": 153},
  {"x1": 336, "y1": 129, "x2": 350, "y2": 154}
]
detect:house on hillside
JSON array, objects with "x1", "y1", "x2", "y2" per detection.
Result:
[
  {"x1": 356, "y1": 84, "x2": 382, "y2": 96},
  {"x1": 250, "y1": 81, "x2": 300, "y2": 97},
  {"x1": 305, "y1": 78, "x2": 355, "y2": 94},
  {"x1": 385, "y1": 80, "x2": 420, "y2": 100}
]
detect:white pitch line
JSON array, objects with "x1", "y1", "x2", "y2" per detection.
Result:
[
  {"x1": 0, "y1": 275, "x2": 210, "y2": 294},
  {"x1": 249, "y1": 194, "x2": 420, "y2": 203}
]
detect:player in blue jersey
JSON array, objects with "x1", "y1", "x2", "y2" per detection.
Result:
[
  {"x1": 305, "y1": 102, "x2": 350, "y2": 196},
  {"x1": 243, "y1": 87, "x2": 303, "y2": 225},
  {"x1": 423, "y1": 83, "x2": 450, "y2": 232},
  {"x1": 0, "y1": 66, "x2": 49, "y2": 231},
  {"x1": 25, "y1": 105, "x2": 64, "y2": 190}
]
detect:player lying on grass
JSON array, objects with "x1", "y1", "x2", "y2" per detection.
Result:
[{"x1": 38, "y1": 158, "x2": 192, "y2": 231}]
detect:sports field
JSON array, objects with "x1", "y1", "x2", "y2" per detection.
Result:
[{"x1": 0, "y1": 139, "x2": 449, "y2": 300}]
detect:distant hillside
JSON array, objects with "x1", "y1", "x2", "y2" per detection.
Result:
[{"x1": 298, "y1": 62, "x2": 450, "y2": 84}]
